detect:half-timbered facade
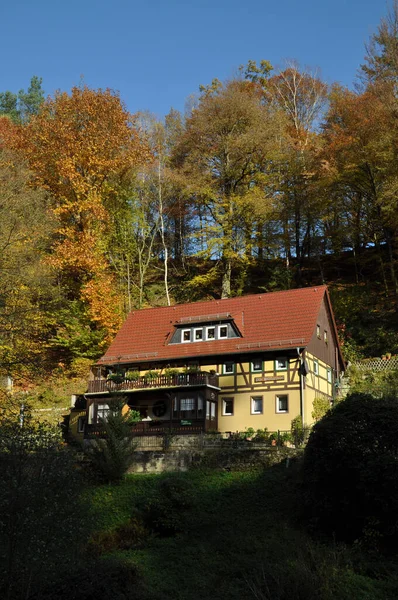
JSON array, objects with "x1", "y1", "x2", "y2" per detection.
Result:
[{"x1": 70, "y1": 286, "x2": 344, "y2": 440}]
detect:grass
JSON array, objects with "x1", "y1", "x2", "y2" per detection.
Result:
[{"x1": 84, "y1": 465, "x2": 398, "y2": 600}]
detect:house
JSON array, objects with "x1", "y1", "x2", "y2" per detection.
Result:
[{"x1": 70, "y1": 286, "x2": 344, "y2": 441}]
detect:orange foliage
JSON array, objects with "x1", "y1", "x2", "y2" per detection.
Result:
[{"x1": 8, "y1": 86, "x2": 152, "y2": 342}]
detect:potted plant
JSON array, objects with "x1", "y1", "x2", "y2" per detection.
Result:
[
  {"x1": 107, "y1": 372, "x2": 124, "y2": 385},
  {"x1": 125, "y1": 370, "x2": 140, "y2": 381},
  {"x1": 164, "y1": 367, "x2": 179, "y2": 378},
  {"x1": 143, "y1": 369, "x2": 159, "y2": 382}
]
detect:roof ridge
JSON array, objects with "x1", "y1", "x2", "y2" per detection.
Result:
[{"x1": 127, "y1": 286, "x2": 327, "y2": 314}]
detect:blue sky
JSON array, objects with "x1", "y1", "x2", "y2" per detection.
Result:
[{"x1": 0, "y1": 0, "x2": 389, "y2": 118}]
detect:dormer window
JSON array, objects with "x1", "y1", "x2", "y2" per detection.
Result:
[
  {"x1": 218, "y1": 324, "x2": 228, "y2": 339},
  {"x1": 194, "y1": 328, "x2": 203, "y2": 341},
  {"x1": 206, "y1": 326, "x2": 216, "y2": 340},
  {"x1": 182, "y1": 329, "x2": 191, "y2": 343},
  {"x1": 170, "y1": 318, "x2": 239, "y2": 344}
]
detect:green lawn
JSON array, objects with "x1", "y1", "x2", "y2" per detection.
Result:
[{"x1": 84, "y1": 465, "x2": 398, "y2": 600}]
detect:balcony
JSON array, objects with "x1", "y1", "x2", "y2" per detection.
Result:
[{"x1": 87, "y1": 372, "x2": 219, "y2": 394}]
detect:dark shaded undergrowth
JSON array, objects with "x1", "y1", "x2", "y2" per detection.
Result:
[{"x1": 83, "y1": 464, "x2": 398, "y2": 600}]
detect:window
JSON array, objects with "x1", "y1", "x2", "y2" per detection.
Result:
[
  {"x1": 77, "y1": 416, "x2": 86, "y2": 433},
  {"x1": 206, "y1": 326, "x2": 215, "y2": 340},
  {"x1": 198, "y1": 395, "x2": 204, "y2": 417},
  {"x1": 251, "y1": 358, "x2": 263, "y2": 372},
  {"x1": 327, "y1": 368, "x2": 332, "y2": 383},
  {"x1": 275, "y1": 357, "x2": 287, "y2": 371},
  {"x1": 194, "y1": 328, "x2": 203, "y2": 341},
  {"x1": 182, "y1": 329, "x2": 191, "y2": 343},
  {"x1": 251, "y1": 396, "x2": 263, "y2": 414},
  {"x1": 324, "y1": 330, "x2": 328, "y2": 343},
  {"x1": 218, "y1": 324, "x2": 228, "y2": 339},
  {"x1": 317, "y1": 324, "x2": 321, "y2": 338},
  {"x1": 276, "y1": 395, "x2": 288, "y2": 413},
  {"x1": 97, "y1": 403, "x2": 110, "y2": 423},
  {"x1": 313, "y1": 360, "x2": 319, "y2": 375},
  {"x1": 180, "y1": 397, "x2": 196, "y2": 418},
  {"x1": 222, "y1": 362, "x2": 234, "y2": 375},
  {"x1": 222, "y1": 397, "x2": 234, "y2": 415}
]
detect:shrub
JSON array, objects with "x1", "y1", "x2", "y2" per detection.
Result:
[
  {"x1": 86, "y1": 400, "x2": 140, "y2": 483},
  {"x1": 312, "y1": 397, "x2": 331, "y2": 422},
  {"x1": 291, "y1": 415, "x2": 305, "y2": 446},
  {"x1": 141, "y1": 473, "x2": 196, "y2": 536},
  {"x1": 125, "y1": 370, "x2": 140, "y2": 381},
  {"x1": 302, "y1": 392, "x2": 398, "y2": 545},
  {"x1": 87, "y1": 516, "x2": 148, "y2": 557},
  {"x1": 164, "y1": 367, "x2": 179, "y2": 378}
]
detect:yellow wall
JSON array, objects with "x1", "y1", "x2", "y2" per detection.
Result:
[
  {"x1": 215, "y1": 357, "x2": 302, "y2": 433},
  {"x1": 303, "y1": 352, "x2": 333, "y2": 426},
  {"x1": 68, "y1": 409, "x2": 86, "y2": 443}
]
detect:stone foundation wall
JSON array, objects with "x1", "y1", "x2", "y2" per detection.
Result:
[{"x1": 128, "y1": 447, "x2": 303, "y2": 474}]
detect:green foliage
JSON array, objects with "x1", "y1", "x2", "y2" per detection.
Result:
[
  {"x1": 107, "y1": 372, "x2": 125, "y2": 384},
  {"x1": 141, "y1": 473, "x2": 197, "y2": 536},
  {"x1": 143, "y1": 369, "x2": 159, "y2": 381},
  {"x1": 48, "y1": 300, "x2": 107, "y2": 362},
  {"x1": 87, "y1": 516, "x2": 149, "y2": 557},
  {"x1": 302, "y1": 392, "x2": 398, "y2": 545},
  {"x1": 125, "y1": 369, "x2": 140, "y2": 381},
  {"x1": 348, "y1": 364, "x2": 398, "y2": 397},
  {"x1": 164, "y1": 367, "x2": 179, "y2": 377},
  {"x1": 84, "y1": 470, "x2": 398, "y2": 600},
  {"x1": 312, "y1": 397, "x2": 331, "y2": 422},
  {"x1": 86, "y1": 401, "x2": 139, "y2": 483},
  {"x1": 0, "y1": 412, "x2": 88, "y2": 599},
  {"x1": 36, "y1": 556, "x2": 141, "y2": 600},
  {"x1": 0, "y1": 76, "x2": 44, "y2": 123},
  {"x1": 291, "y1": 414, "x2": 305, "y2": 446}
]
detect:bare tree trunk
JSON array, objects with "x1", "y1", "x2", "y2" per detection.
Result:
[{"x1": 157, "y1": 158, "x2": 170, "y2": 305}]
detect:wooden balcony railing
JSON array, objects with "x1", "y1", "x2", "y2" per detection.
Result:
[
  {"x1": 85, "y1": 419, "x2": 206, "y2": 438},
  {"x1": 87, "y1": 372, "x2": 219, "y2": 394}
]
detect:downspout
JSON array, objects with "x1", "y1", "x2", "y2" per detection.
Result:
[{"x1": 297, "y1": 347, "x2": 305, "y2": 426}]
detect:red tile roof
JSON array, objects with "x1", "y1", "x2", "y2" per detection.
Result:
[{"x1": 97, "y1": 286, "x2": 332, "y2": 365}]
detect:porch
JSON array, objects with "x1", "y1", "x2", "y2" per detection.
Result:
[
  {"x1": 87, "y1": 372, "x2": 219, "y2": 394},
  {"x1": 85, "y1": 373, "x2": 219, "y2": 436}
]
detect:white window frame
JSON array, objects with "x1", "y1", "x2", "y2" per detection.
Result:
[
  {"x1": 324, "y1": 330, "x2": 328, "y2": 344},
  {"x1": 222, "y1": 397, "x2": 234, "y2": 416},
  {"x1": 181, "y1": 328, "x2": 191, "y2": 343},
  {"x1": 327, "y1": 368, "x2": 332, "y2": 383},
  {"x1": 251, "y1": 358, "x2": 263, "y2": 372},
  {"x1": 222, "y1": 362, "x2": 235, "y2": 375},
  {"x1": 194, "y1": 327, "x2": 203, "y2": 342},
  {"x1": 77, "y1": 416, "x2": 86, "y2": 433},
  {"x1": 317, "y1": 324, "x2": 321, "y2": 339},
  {"x1": 97, "y1": 403, "x2": 110, "y2": 423},
  {"x1": 275, "y1": 357, "x2": 287, "y2": 371},
  {"x1": 313, "y1": 360, "x2": 319, "y2": 375},
  {"x1": 251, "y1": 396, "x2": 263, "y2": 415},
  {"x1": 276, "y1": 394, "x2": 288, "y2": 413},
  {"x1": 218, "y1": 324, "x2": 228, "y2": 339},
  {"x1": 205, "y1": 326, "x2": 216, "y2": 341}
]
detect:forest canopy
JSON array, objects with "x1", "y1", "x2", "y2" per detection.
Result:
[{"x1": 1, "y1": 4, "x2": 398, "y2": 385}]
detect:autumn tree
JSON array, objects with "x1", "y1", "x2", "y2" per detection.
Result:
[
  {"x1": 0, "y1": 148, "x2": 56, "y2": 381},
  {"x1": 362, "y1": 0, "x2": 398, "y2": 84},
  {"x1": 173, "y1": 79, "x2": 279, "y2": 298},
  {"x1": 14, "y1": 86, "x2": 151, "y2": 354},
  {"x1": 322, "y1": 83, "x2": 398, "y2": 295},
  {"x1": 262, "y1": 62, "x2": 328, "y2": 285}
]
